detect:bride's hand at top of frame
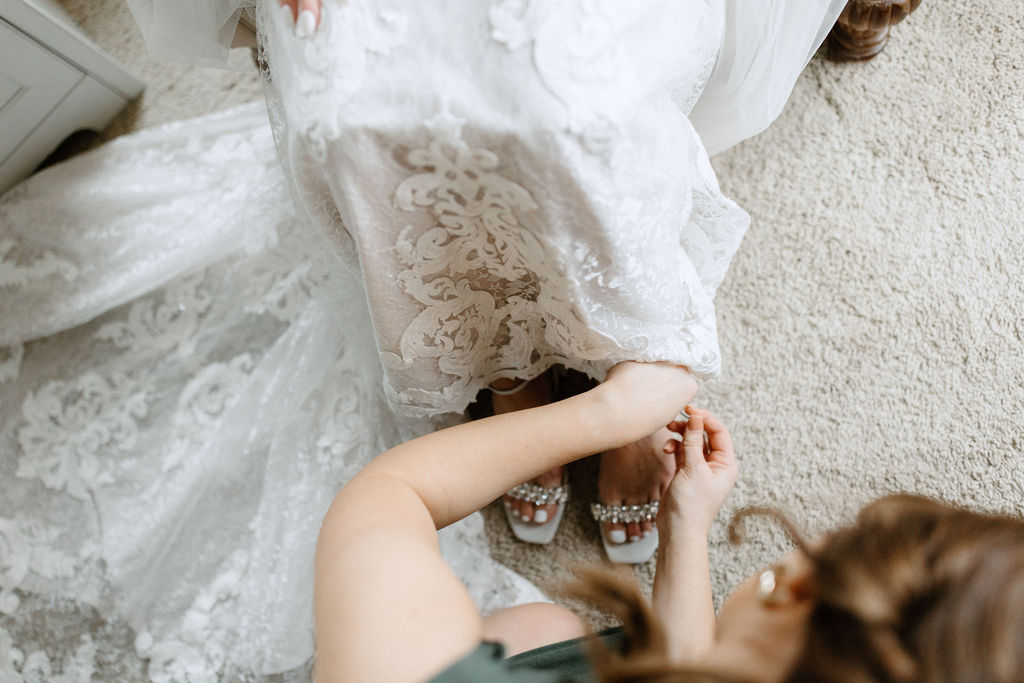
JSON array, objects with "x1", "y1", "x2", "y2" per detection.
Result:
[
  {"x1": 279, "y1": 0, "x2": 321, "y2": 38},
  {"x1": 600, "y1": 361, "x2": 698, "y2": 436}
]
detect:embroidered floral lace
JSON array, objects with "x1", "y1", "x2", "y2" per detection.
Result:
[
  {"x1": 257, "y1": 0, "x2": 748, "y2": 420},
  {"x1": 0, "y1": 0, "x2": 770, "y2": 679},
  {"x1": 0, "y1": 104, "x2": 542, "y2": 682}
]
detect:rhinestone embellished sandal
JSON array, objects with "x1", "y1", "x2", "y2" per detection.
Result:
[
  {"x1": 503, "y1": 477, "x2": 570, "y2": 545},
  {"x1": 590, "y1": 500, "x2": 660, "y2": 564}
]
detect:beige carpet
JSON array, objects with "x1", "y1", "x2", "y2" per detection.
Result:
[{"x1": 58, "y1": 1, "x2": 1024, "y2": 627}]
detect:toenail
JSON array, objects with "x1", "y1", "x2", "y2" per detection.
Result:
[
  {"x1": 533, "y1": 510, "x2": 548, "y2": 524},
  {"x1": 629, "y1": 535, "x2": 641, "y2": 543},
  {"x1": 642, "y1": 530, "x2": 651, "y2": 537},
  {"x1": 609, "y1": 529, "x2": 627, "y2": 544}
]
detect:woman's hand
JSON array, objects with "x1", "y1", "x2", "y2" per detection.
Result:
[
  {"x1": 280, "y1": 0, "x2": 321, "y2": 38},
  {"x1": 658, "y1": 407, "x2": 738, "y2": 538},
  {"x1": 600, "y1": 361, "x2": 698, "y2": 438}
]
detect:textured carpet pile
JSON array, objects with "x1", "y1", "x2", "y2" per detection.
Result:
[{"x1": 57, "y1": 1, "x2": 1024, "y2": 625}]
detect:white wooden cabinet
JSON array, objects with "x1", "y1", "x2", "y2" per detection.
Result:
[{"x1": 0, "y1": 0, "x2": 143, "y2": 195}]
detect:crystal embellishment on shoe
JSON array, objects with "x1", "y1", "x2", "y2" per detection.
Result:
[
  {"x1": 506, "y1": 481, "x2": 569, "y2": 506},
  {"x1": 589, "y1": 501, "x2": 659, "y2": 524},
  {"x1": 591, "y1": 501, "x2": 660, "y2": 564},
  {"x1": 504, "y1": 478, "x2": 570, "y2": 545}
]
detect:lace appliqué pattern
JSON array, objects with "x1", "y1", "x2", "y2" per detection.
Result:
[
  {"x1": 490, "y1": 0, "x2": 725, "y2": 155},
  {"x1": 311, "y1": 370, "x2": 370, "y2": 474},
  {"x1": 0, "y1": 518, "x2": 79, "y2": 616},
  {"x1": 258, "y1": 1, "x2": 409, "y2": 165},
  {"x1": 134, "y1": 551, "x2": 249, "y2": 683},
  {"x1": 0, "y1": 344, "x2": 24, "y2": 384},
  {"x1": 138, "y1": 352, "x2": 254, "y2": 478},
  {"x1": 489, "y1": 0, "x2": 626, "y2": 155},
  {"x1": 383, "y1": 111, "x2": 595, "y2": 413},
  {"x1": 241, "y1": 228, "x2": 332, "y2": 324},
  {"x1": 0, "y1": 239, "x2": 78, "y2": 290},
  {"x1": 94, "y1": 274, "x2": 212, "y2": 358},
  {"x1": 0, "y1": 626, "x2": 97, "y2": 683},
  {"x1": 16, "y1": 371, "x2": 151, "y2": 501}
]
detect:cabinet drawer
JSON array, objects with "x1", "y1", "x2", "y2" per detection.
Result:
[{"x1": 0, "y1": 18, "x2": 82, "y2": 163}]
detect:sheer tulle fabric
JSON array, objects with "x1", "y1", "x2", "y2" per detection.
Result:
[
  {"x1": 690, "y1": 0, "x2": 847, "y2": 155},
  {"x1": 125, "y1": 0, "x2": 255, "y2": 67},
  {"x1": 257, "y1": 0, "x2": 748, "y2": 419},
  {"x1": 0, "y1": 105, "x2": 543, "y2": 682},
  {"x1": 124, "y1": 0, "x2": 847, "y2": 156},
  {"x1": 0, "y1": 1, "x2": 840, "y2": 679}
]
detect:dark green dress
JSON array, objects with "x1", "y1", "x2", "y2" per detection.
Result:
[{"x1": 430, "y1": 628, "x2": 626, "y2": 682}]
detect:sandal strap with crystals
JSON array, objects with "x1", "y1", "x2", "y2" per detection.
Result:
[
  {"x1": 590, "y1": 501, "x2": 659, "y2": 524},
  {"x1": 506, "y1": 481, "x2": 570, "y2": 506}
]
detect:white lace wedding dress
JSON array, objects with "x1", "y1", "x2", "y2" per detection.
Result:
[{"x1": 0, "y1": 1, "x2": 843, "y2": 680}]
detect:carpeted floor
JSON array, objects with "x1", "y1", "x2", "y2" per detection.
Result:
[{"x1": 56, "y1": 0, "x2": 1024, "y2": 628}]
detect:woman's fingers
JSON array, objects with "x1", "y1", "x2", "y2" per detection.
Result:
[
  {"x1": 686, "y1": 406, "x2": 734, "y2": 463},
  {"x1": 681, "y1": 414, "x2": 706, "y2": 470},
  {"x1": 279, "y1": 0, "x2": 297, "y2": 23},
  {"x1": 296, "y1": 0, "x2": 321, "y2": 37},
  {"x1": 670, "y1": 407, "x2": 735, "y2": 471},
  {"x1": 280, "y1": 0, "x2": 320, "y2": 36}
]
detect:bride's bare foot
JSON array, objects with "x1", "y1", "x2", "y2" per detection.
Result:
[
  {"x1": 492, "y1": 371, "x2": 563, "y2": 525},
  {"x1": 596, "y1": 427, "x2": 677, "y2": 544}
]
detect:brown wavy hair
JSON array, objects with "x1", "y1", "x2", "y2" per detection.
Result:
[{"x1": 570, "y1": 495, "x2": 1024, "y2": 682}]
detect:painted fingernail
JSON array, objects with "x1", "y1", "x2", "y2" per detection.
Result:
[
  {"x1": 533, "y1": 509, "x2": 548, "y2": 524},
  {"x1": 279, "y1": 4, "x2": 294, "y2": 25},
  {"x1": 295, "y1": 9, "x2": 316, "y2": 38},
  {"x1": 609, "y1": 529, "x2": 627, "y2": 544}
]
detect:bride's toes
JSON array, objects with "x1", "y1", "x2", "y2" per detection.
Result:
[
  {"x1": 594, "y1": 432, "x2": 673, "y2": 561},
  {"x1": 532, "y1": 503, "x2": 555, "y2": 525},
  {"x1": 604, "y1": 521, "x2": 628, "y2": 545},
  {"x1": 504, "y1": 468, "x2": 568, "y2": 544},
  {"x1": 514, "y1": 501, "x2": 559, "y2": 525},
  {"x1": 505, "y1": 496, "x2": 526, "y2": 520},
  {"x1": 520, "y1": 502, "x2": 536, "y2": 522},
  {"x1": 503, "y1": 495, "x2": 519, "y2": 517}
]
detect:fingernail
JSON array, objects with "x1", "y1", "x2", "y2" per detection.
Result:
[
  {"x1": 609, "y1": 529, "x2": 627, "y2": 544},
  {"x1": 295, "y1": 9, "x2": 316, "y2": 38},
  {"x1": 533, "y1": 509, "x2": 548, "y2": 524}
]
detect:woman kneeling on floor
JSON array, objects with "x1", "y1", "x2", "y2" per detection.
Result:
[{"x1": 313, "y1": 361, "x2": 1024, "y2": 682}]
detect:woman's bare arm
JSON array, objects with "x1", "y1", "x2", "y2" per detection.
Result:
[
  {"x1": 651, "y1": 409, "x2": 738, "y2": 663},
  {"x1": 314, "y1": 363, "x2": 697, "y2": 682}
]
